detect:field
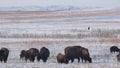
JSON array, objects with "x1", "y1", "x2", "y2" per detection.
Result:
[{"x1": 0, "y1": 8, "x2": 120, "y2": 68}]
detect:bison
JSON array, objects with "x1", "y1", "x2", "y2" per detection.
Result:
[
  {"x1": 117, "y1": 53, "x2": 120, "y2": 62},
  {"x1": 57, "y1": 53, "x2": 68, "y2": 64},
  {"x1": 37, "y1": 47, "x2": 50, "y2": 62},
  {"x1": 64, "y1": 46, "x2": 82, "y2": 63},
  {"x1": 21, "y1": 48, "x2": 39, "y2": 62},
  {"x1": 0, "y1": 48, "x2": 9, "y2": 63},
  {"x1": 64, "y1": 46, "x2": 92, "y2": 63},
  {"x1": 110, "y1": 46, "x2": 119, "y2": 53}
]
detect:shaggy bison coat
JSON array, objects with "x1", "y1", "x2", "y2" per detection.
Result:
[
  {"x1": 29, "y1": 48, "x2": 39, "y2": 57},
  {"x1": 64, "y1": 46, "x2": 82, "y2": 63},
  {"x1": 57, "y1": 53, "x2": 68, "y2": 64},
  {"x1": 20, "y1": 48, "x2": 39, "y2": 62},
  {"x1": 37, "y1": 47, "x2": 50, "y2": 62},
  {"x1": 110, "y1": 46, "x2": 119, "y2": 53},
  {"x1": 0, "y1": 48, "x2": 9, "y2": 63},
  {"x1": 64, "y1": 46, "x2": 92, "y2": 63},
  {"x1": 81, "y1": 47, "x2": 92, "y2": 63},
  {"x1": 24, "y1": 50, "x2": 36, "y2": 62}
]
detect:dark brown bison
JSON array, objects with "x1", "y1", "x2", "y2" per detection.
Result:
[
  {"x1": 21, "y1": 48, "x2": 39, "y2": 62},
  {"x1": 57, "y1": 53, "x2": 68, "y2": 64},
  {"x1": 117, "y1": 53, "x2": 120, "y2": 62},
  {"x1": 64, "y1": 46, "x2": 92, "y2": 63},
  {"x1": 0, "y1": 48, "x2": 9, "y2": 63},
  {"x1": 37, "y1": 47, "x2": 50, "y2": 62},
  {"x1": 64, "y1": 46, "x2": 82, "y2": 63},
  {"x1": 110, "y1": 46, "x2": 119, "y2": 53}
]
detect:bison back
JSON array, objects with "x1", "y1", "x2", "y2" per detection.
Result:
[
  {"x1": 65, "y1": 46, "x2": 82, "y2": 59},
  {"x1": 110, "y1": 46, "x2": 119, "y2": 53}
]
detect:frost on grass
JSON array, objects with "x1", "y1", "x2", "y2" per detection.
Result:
[{"x1": 0, "y1": 9, "x2": 120, "y2": 68}]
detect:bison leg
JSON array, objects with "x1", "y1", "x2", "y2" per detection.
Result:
[
  {"x1": 29, "y1": 56, "x2": 35, "y2": 62},
  {"x1": 30, "y1": 58, "x2": 35, "y2": 62},
  {"x1": 0, "y1": 58, "x2": 2, "y2": 63},
  {"x1": 77, "y1": 57, "x2": 80, "y2": 63},
  {"x1": 84, "y1": 59, "x2": 87, "y2": 63},
  {"x1": 25, "y1": 57, "x2": 28, "y2": 62},
  {"x1": 3, "y1": 58, "x2": 7, "y2": 63},
  {"x1": 37, "y1": 57, "x2": 40, "y2": 62},
  {"x1": 71, "y1": 59, "x2": 74, "y2": 63},
  {"x1": 43, "y1": 59, "x2": 46, "y2": 62},
  {"x1": 37, "y1": 59, "x2": 40, "y2": 62},
  {"x1": 81, "y1": 58, "x2": 84, "y2": 63},
  {"x1": 113, "y1": 51, "x2": 115, "y2": 53}
]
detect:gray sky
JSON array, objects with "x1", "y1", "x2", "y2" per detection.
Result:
[{"x1": 0, "y1": 0, "x2": 120, "y2": 7}]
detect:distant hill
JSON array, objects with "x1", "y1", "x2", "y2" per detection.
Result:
[
  {"x1": 0, "y1": 5, "x2": 81, "y2": 11},
  {"x1": 0, "y1": 5, "x2": 113, "y2": 11}
]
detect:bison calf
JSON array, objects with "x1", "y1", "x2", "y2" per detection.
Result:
[{"x1": 57, "y1": 53, "x2": 68, "y2": 64}]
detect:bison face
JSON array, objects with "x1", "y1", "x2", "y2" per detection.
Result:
[
  {"x1": 88, "y1": 58, "x2": 92, "y2": 63},
  {"x1": 20, "y1": 50, "x2": 26, "y2": 59},
  {"x1": 63, "y1": 58, "x2": 69, "y2": 64}
]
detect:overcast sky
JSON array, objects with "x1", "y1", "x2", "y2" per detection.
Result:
[{"x1": 0, "y1": 0, "x2": 120, "y2": 8}]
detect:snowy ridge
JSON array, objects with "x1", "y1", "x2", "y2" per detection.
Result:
[
  {"x1": 0, "y1": 5, "x2": 117, "y2": 11},
  {"x1": 0, "y1": 5, "x2": 80, "y2": 11}
]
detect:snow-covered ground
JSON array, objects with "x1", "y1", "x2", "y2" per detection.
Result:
[{"x1": 0, "y1": 8, "x2": 120, "y2": 68}]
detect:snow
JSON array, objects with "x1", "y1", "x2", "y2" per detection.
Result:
[
  {"x1": 0, "y1": 6, "x2": 80, "y2": 11},
  {"x1": 0, "y1": 8, "x2": 120, "y2": 67},
  {"x1": 0, "y1": 5, "x2": 119, "y2": 11}
]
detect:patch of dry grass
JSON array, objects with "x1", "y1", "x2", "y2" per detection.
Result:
[
  {"x1": 0, "y1": 29, "x2": 120, "y2": 39},
  {"x1": 0, "y1": 9, "x2": 120, "y2": 20},
  {"x1": 0, "y1": 40, "x2": 78, "y2": 46}
]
